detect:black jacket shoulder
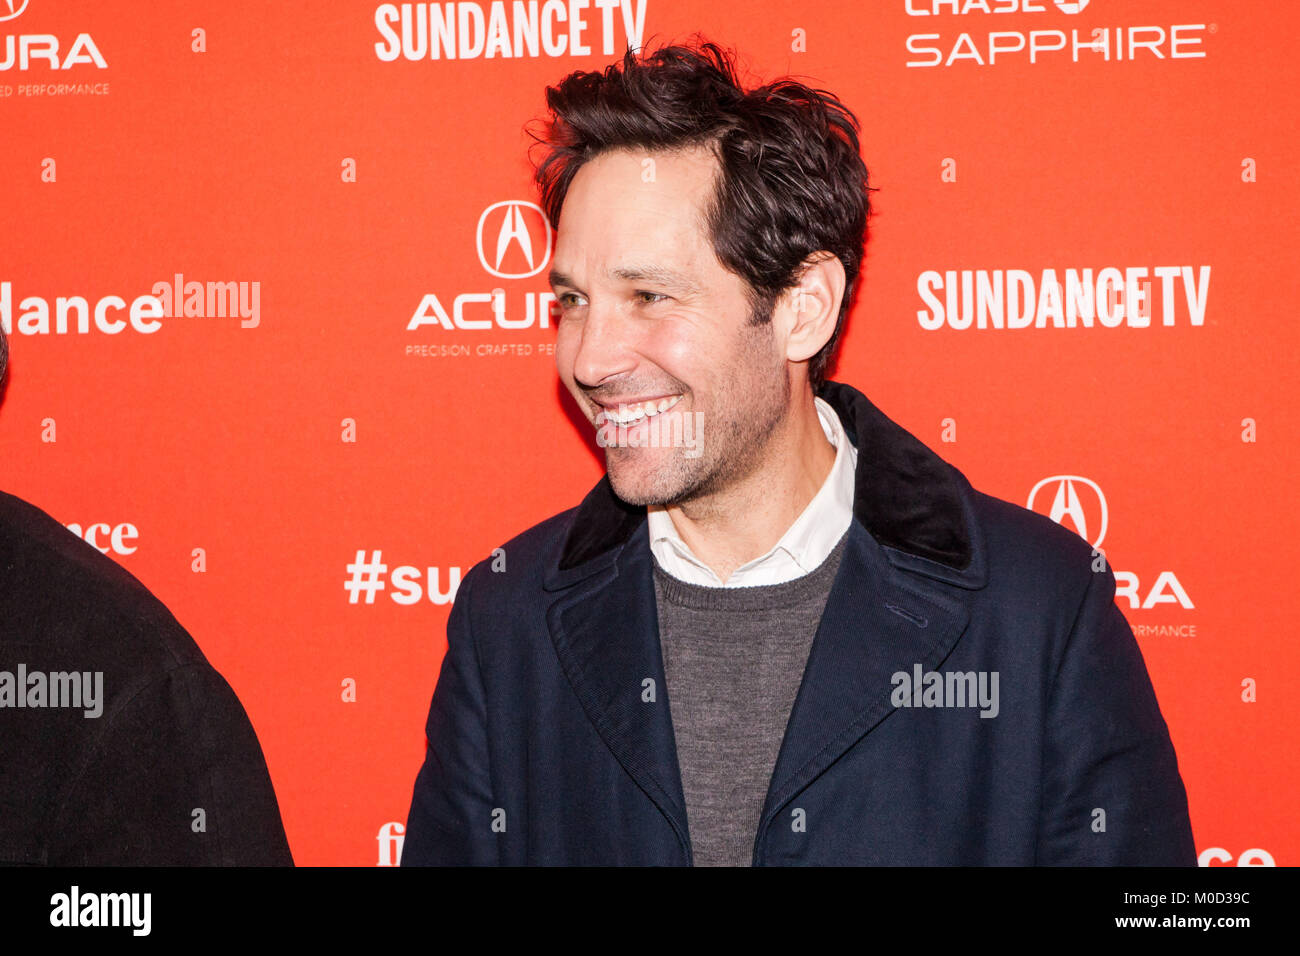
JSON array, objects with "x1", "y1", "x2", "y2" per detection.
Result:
[{"x1": 0, "y1": 490, "x2": 293, "y2": 865}]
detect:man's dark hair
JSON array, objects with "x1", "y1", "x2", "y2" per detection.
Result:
[{"x1": 532, "y1": 38, "x2": 872, "y2": 391}]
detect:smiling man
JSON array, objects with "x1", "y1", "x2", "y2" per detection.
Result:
[
  {"x1": 402, "y1": 40, "x2": 1195, "y2": 866},
  {"x1": 550, "y1": 144, "x2": 840, "y2": 586}
]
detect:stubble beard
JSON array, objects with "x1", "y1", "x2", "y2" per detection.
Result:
[{"x1": 606, "y1": 320, "x2": 791, "y2": 509}]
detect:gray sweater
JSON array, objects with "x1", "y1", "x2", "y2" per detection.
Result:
[{"x1": 651, "y1": 531, "x2": 849, "y2": 866}]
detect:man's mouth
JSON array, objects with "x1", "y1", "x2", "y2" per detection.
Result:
[{"x1": 593, "y1": 394, "x2": 684, "y2": 428}]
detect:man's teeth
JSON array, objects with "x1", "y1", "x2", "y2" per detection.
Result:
[{"x1": 601, "y1": 394, "x2": 683, "y2": 425}]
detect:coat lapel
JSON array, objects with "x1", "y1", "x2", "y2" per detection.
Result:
[
  {"x1": 542, "y1": 380, "x2": 989, "y2": 861},
  {"x1": 755, "y1": 520, "x2": 975, "y2": 837},
  {"x1": 544, "y1": 489, "x2": 690, "y2": 858}
]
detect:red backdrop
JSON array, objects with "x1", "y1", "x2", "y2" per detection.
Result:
[{"x1": 1, "y1": 0, "x2": 1295, "y2": 866}]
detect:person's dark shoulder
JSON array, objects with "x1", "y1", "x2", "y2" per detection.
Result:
[
  {"x1": 0, "y1": 489, "x2": 293, "y2": 865},
  {"x1": 0, "y1": 489, "x2": 204, "y2": 672},
  {"x1": 456, "y1": 503, "x2": 583, "y2": 599},
  {"x1": 443, "y1": 502, "x2": 597, "y2": 659},
  {"x1": 968, "y1": 483, "x2": 1095, "y2": 566},
  {"x1": 961, "y1": 480, "x2": 1107, "y2": 619}
]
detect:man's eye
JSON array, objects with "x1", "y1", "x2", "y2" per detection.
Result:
[
  {"x1": 558, "y1": 292, "x2": 586, "y2": 308},
  {"x1": 635, "y1": 291, "x2": 668, "y2": 305}
]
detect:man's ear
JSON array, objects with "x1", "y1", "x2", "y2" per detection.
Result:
[{"x1": 773, "y1": 251, "x2": 845, "y2": 366}]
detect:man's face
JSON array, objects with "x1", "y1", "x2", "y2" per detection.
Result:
[{"x1": 550, "y1": 145, "x2": 792, "y2": 507}]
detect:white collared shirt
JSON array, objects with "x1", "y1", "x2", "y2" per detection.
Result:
[{"x1": 647, "y1": 396, "x2": 858, "y2": 587}]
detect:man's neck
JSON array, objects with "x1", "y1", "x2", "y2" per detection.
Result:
[{"x1": 663, "y1": 392, "x2": 837, "y2": 584}]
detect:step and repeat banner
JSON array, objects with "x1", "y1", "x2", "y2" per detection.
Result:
[{"x1": 1, "y1": 1, "x2": 1295, "y2": 866}]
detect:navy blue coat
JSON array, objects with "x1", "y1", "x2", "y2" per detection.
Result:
[{"x1": 403, "y1": 380, "x2": 1196, "y2": 865}]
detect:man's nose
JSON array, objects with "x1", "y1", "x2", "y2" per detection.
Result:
[{"x1": 570, "y1": 299, "x2": 638, "y2": 389}]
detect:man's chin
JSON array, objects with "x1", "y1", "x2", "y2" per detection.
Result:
[{"x1": 605, "y1": 452, "x2": 695, "y2": 507}]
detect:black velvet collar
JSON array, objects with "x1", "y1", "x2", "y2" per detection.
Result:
[{"x1": 555, "y1": 379, "x2": 975, "y2": 578}]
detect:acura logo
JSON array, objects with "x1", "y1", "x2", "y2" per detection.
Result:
[
  {"x1": 476, "y1": 201, "x2": 552, "y2": 279},
  {"x1": 1027, "y1": 475, "x2": 1108, "y2": 548},
  {"x1": 1, "y1": 0, "x2": 30, "y2": 23}
]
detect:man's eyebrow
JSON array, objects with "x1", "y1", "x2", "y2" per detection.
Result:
[
  {"x1": 609, "y1": 265, "x2": 698, "y2": 292},
  {"x1": 547, "y1": 265, "x2": 699, "y2": 292}
]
